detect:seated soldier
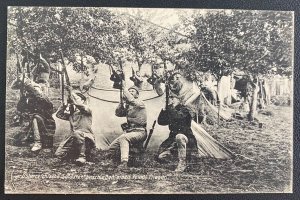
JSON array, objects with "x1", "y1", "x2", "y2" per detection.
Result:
[
  {"x1": 108, "y1": 84, "x2": 147, "y2": 169},
  {"x1": 130, "y1": 70, "x2": 143, "y2": 89},
  {"x1": 11, "y1": 75, "x2": 56, "y2": 152},
  {"x1": 55, "y1": 87, "x2": 95, "y2": 164},
  {"x1": 156, "y1": 92, "x2": 197, "y2": 172}
]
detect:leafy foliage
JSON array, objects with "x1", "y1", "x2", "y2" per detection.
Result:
[{"x1": 183, "y1": 10, "x2": 293, "y2": 81}]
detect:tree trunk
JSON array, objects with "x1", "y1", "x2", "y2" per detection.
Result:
[
  {"x1": 216, "y1": 79, "x2": 222, "y2": 105},
  {"x1": 138, "y1": 63, "x2": 142, "y2": 71},
  {"x1": 248, "y1": 81, "x2": 260, "y2": 121}
]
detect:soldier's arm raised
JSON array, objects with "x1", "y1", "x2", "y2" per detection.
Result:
[
  {"x1": 56, "y1": 104, "x2": 70, "y2": 120},
  {"x1": 70, "y1": 92, "x2": 92, "y2": 115},
  {"x1": 123, "y1": 89, "x2": 145, "y2": 107}
]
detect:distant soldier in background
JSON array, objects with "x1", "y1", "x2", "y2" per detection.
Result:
[
  {"x1": 110, "y1": 69, "x2": 125, "y2": 90},
  {"x1": 169, "y1": 72, "x2": 183, "y2": 95},
  {"x1": 55, "y1": 86, "x2": 96, "y2": 165},
  {"x1": 108, "y1": 84, "x2": 147, "y2": 169},
  {"x1": 130, "y1": 70, "x2": 143, "y2": 89},
  {"x1": 11, "y1": 75, "x2": 56, "y2": 152},
  {"x1": 147, "y1": 66, "x2": 165, "y2": 96}
]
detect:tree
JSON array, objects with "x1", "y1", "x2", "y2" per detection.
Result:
[
  {"x1": 180, "y1": 10, "x2": 293, "y2": 120},
  {"x1": 7, "y1": 7, "x2": 129, "y2": 79}
]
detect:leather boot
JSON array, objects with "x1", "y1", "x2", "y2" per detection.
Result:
[{"x1": 175, "y1": 160, "x2": 186, "y2": 172}]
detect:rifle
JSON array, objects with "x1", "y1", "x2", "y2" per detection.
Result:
[
  {"x1": 16, "y1": 53, "x2": 25, "y2": 125},
  {"x1": 143, "y1": 120, "x2": 156, "y2": 151},
  {"x1": 118, "y1": 58, "x2": 125, "y2": 109},
  {"x1": 164, "y1": 76, "x2": 170, "y2": 110},
  {"x1": 16, "y1": 54, "x2": 25, "y2": 98},
  {"x1": 131, "y1": 66, "x2": 135, "y2": 77},
  {"x1": 59, "y1": 49, "x2": 71, "y2": 106},
  {"x1": 26, "y1": 50, "x2": 31, "y2": 78}
]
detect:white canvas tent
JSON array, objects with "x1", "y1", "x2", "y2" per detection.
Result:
[{"x1": 53, "y1": 63, "x2": 234, "y2": 159}]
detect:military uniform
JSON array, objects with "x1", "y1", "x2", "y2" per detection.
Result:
[
  {"x1": 110, "y1": 71, "x2": 124, "y2": 90},
  {"x1": 130, "y1": 74, "x2": 143, "y2": 89},
  {"x1": 11, "y1": 78, "x2": 56, "y2": 149},
  {"x1": 31, "y1": 57, "x2": 51, "y2": 96},
  {"x1": 157, "y1": 103, "x2": 197, "y2": 169},
  {"x1": 55, "y1": 93, "x2": 96, "y2": 162},
  {"x1": 108, "y1": 86, "x2": 147, "y2": 166}
]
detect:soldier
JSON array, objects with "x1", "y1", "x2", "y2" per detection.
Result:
[
  {"x1": 31, "y1": 54, "x2": 51, "y2": 96},
  {"x1": 11, "y1": 75, "x2": 56, "y2": 152},
  {"x1": 110, "y1": 69, "x2": 124, "y2": 90},
  {"x1": 156, "y1": 92, "x2": 197, "y2": 172},
  {"x1": 108, "y1": 84, "x2": 147, "y2": 169},
  {"x1": 130, "y1": 70, "x2": 143, "y2": 89},
  {"x1": 55, "y1": 86, "x2": 96, "y2": 164},
  {"x1": 147, "y1": 69, "x2": 165, "y2": 96}
]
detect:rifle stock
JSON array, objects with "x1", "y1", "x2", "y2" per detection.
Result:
[
  {"x1": 59, "y1": 49, "x2": 71, "y2": 106},
  {"x1": 165, "y1": 76, "x2": 170, "y2": 110},
  {"x1": 143, "y1": 120, "x2": 156, "y2": 151},
  {"x1": 118, "y1": 58, "x2": 125, "y2": 108}
]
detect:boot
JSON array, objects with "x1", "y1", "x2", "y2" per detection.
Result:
[
  {"x1": 31, "y1": 142, "x2": 42, "y2": 152},
  {"x1": 75, "y1": 156, "x2": 86, "y2": 165},
  {"x1": 175, "y1": 160, "x2": 186, "y2": 172}
]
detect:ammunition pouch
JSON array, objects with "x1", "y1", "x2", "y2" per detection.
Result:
[
  {"x1": 121, "y1": 123, "x2": 130, "y2": 131},
  {"x1": 121, "y1": 123, "x2": 146, "y2": 132}
]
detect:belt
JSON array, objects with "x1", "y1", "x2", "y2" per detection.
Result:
[
  {"x1": 126, "y1": 127, "x2": 147, "y2": 133},
  {"x1": 128, "y1": 123, "x2": 146, "y2": 129}
]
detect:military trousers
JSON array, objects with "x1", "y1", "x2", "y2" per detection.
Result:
[
  {"x1": 109, "y1": 129, "x2": 147, "y2": 162},
  {"x1": 158, "y1": 134, "x2": 188, "y2": 162}
]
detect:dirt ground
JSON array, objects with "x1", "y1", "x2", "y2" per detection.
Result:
[{"x1": 4, "y1": 92, "x2": 292, "y2": 194}]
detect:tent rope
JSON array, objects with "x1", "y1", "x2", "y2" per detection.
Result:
[
  {"x1": 91, "y1": 85, "x2": 153, "y2": 92},
  {"x1": 87, "y1": 88, "x2": 162, "y2": 103}
]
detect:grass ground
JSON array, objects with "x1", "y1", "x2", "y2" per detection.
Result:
[
  {"x1": 4, "y1": 95, "x2": 292, "y2": 194},
  {"x1": 4, "y1": 79, "x2": 293, "y2": 194}
]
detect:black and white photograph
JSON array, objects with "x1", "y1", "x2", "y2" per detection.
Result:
[{"x1": 4, "y1": 7, "x2": 293, "y2": 194}]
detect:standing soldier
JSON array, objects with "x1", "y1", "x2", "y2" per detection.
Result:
[
  {"x1": 108, "y1": 83, "x2": 147, "y2": 169},
  {"x1": 55, "y1": 86, "x2": 96, "y2": 164},
  {"x1": 156, "y1": 92, "x2": 197, "y2": 172},
  {"x1": 11, "y1": 75, "x2": 56, "y2": 152}
]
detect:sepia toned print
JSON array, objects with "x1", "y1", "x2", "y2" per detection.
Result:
[{"x1": 5, "y1": 7, "x2": 293, "y2": 193}]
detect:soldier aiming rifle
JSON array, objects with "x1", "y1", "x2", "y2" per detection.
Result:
[
  {"x1": 156, "y1": 75, "x2": 197, "y2": 172},
  {"x1": 108, "y1": 81, "x2": 147, "y2": 169},
  {"x1": 130, "y1": 67, "x2": 143, "y2": 89},
  {"x1": 11, "y1": 75, "x2": 56, "y2": 152}
]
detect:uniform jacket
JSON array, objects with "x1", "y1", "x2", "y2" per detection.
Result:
[
  {"x1": 110, "y1": 72, "x2": 124, "y2": 90},
  {"x1": 115, "y1": 89, "x2": 147, "y2": 128},
  {"x1": 56, "y1": 102, "x2": 95, "y2": 144},
  {"x1": 16, "y1": 80, "x2": 56, "y2": 137},
  {"x1": 157, "y1": 104, "x2": 197, "y2": 158}
]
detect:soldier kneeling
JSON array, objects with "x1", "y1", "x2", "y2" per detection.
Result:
[
  {"x1": 11, "y1": 75, "x2": 56, "y2": 152},
  {"x1": 108, "y1": 84, "x2": 147, "y2": 169},
  {"x1": 55, "y1": 86, "x2": 96, "y2": 165},
  {"x1": 156, "y1": 92, "x2": 197, "y2": 172}
]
